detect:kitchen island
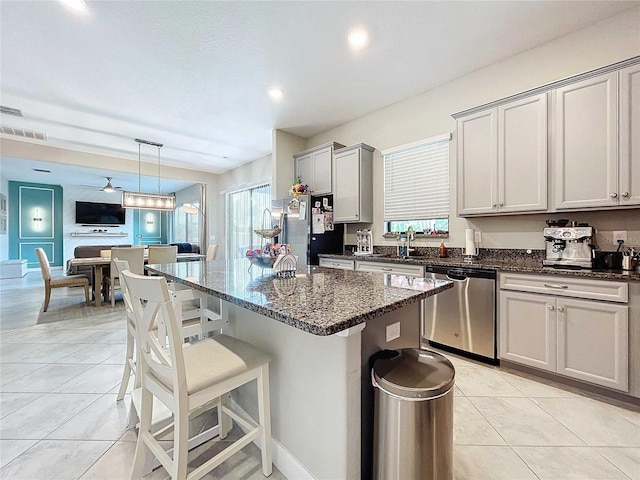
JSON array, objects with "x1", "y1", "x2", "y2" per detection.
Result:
[{"x1": 146, "y1": 260, "x2": 452, "y2": 479}]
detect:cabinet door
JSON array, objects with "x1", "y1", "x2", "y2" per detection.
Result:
[
  {"x1": 553, "y1": 72, "x2": 618, "y2": 209},
  {"x1": 457, "y1": 109, "x2": 498, "y2": 215},
  {"x1": 498, "y1": 94, "x2": 547, "y2": 213},
  {"x1": 499, "y1": 291, "x2": 556, "y2": 371},
  {"x1": 557, "y1": 298, "x2": 628, "y2": 391},
  {"x1": 619, "y1": 63, "x2": 640, "y2": 206},
  {"x1": 312, "y1": 146, "x2": 332, "y2": 195},
  {"x1": 295, "y1": 153, "x2": 313, "y2": 191},
  {"x1": 334, "y1": 149, "x2": 360, "y2": 222}
]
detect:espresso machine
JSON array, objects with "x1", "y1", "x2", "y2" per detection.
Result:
[{"x1": 543, "y1": 221, "x2": 595, "y2": 269}]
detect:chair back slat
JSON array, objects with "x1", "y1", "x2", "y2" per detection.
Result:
[
  {"x1": 121, "y1": 270, "x2": 185, "y2": 391},
  {"x1": 35, "y1": 248, "x2": 51, "y2": 281},
  {"x1": 113, "y1": 260, "x2": 134, "y2": 320}
]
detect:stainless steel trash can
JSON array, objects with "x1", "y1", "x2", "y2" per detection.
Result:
[{"x1": 372, "y1": 348, "x2": 455, "y2": 480}]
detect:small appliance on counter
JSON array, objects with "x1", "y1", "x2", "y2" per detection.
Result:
[
  {"x1": 543, "y1": 220, "x2": 594, "y2": 269},
  {"x1": 355, "y1": 229, "x2": 373, "y2": 256}
]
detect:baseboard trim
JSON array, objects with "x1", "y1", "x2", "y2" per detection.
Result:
[{"x1": 230, "y1": 398, "x2": 316, "y2": 480}]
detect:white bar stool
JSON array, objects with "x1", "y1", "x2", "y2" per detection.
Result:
[{"x1": 121, "y1": 270, "x2": 273, "y2": 480}]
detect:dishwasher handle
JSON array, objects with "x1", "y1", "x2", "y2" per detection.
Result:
[{"x1": 446, "y1": 273, "x2": 469, "y2": 282}]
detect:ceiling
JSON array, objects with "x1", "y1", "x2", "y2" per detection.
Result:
[{"x1": 0, "y1": 1, "x2": 636, "y2": 178}]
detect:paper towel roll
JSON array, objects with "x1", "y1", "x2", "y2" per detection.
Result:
[{"x1": 465, "y1": 228, "x2": 476, "y2": 255}]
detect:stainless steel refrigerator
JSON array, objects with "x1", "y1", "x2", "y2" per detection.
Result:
[{"x1": 271, "y1": 194, "x2": 344, "y2": 269}]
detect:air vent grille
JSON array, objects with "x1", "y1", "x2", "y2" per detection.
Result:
[
  {"x1": 0, "y1": 125, "x2": 47, "y2": 141},
  {"x1": 0, "y1": 106, "x2": 23, "y2": 117}
]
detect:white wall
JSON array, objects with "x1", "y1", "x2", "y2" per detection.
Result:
[
  {"x1": 272, "y1": 130, "x2": 307, "y2": 199},
  {"x1": 215, "y1": 154, "x2": 272, "y2": 262},
  {"x1": 307, "y1": 8, "x2": 640, "y2": 251}
]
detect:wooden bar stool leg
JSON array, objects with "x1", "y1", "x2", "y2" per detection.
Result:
[
  {"x1": 218, "y1": 393, "x2": 232, "y2": 440},
  {"x1": 130, "y1": 387, "x2": 153, "y2": 479},
  {"x1": 117, "y1": 329, "x2": 135, "y2": 401},
  {"x1": 174, "y1": 402, "x2": 190, "y2": 480}
]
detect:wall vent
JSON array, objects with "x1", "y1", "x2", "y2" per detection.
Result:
[
  {"x1": 0, "y1": 125, "x2": 47, "y2": 141},
  {"x1": 0, "y1": 106, "x2": 23, "y2": 117}
]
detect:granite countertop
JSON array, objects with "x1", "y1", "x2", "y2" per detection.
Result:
[
  {"x1": 145, "y1": 260, "x2": 453, "y2": 336},
  {"x1": 319, "y1": 253, "x2": 640, "y2": 282}
]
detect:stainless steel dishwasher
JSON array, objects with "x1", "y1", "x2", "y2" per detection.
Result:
[{"x1": 422, "y1": 265, "x2": 497, "y2": 363}]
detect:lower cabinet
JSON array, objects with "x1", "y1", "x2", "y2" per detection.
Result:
[
  {"x1": 355, "y1": 260, "x2": 424, "y2": 277},
  {"x1": 500, "y1": 285, "x2": 629, "y2": 392},
  {"x1": 318, "y1": 257, "x2": 355, "y2": 270}
]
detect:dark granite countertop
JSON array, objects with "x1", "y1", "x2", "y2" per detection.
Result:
[
  {"x1": 145, "y1": 260, "x2": 453, "y2": 336},
  {"x1": 319, "y1": 253, "x2": 640, "y2": 282}
]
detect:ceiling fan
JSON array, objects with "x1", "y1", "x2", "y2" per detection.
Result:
[{"x1": 78, "y1": 177, "x2": 123, "y2": 193}]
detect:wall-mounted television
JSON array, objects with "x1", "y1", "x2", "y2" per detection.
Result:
[{"x1": 75, "y1": 201, "x2": 126, "y2": 225}]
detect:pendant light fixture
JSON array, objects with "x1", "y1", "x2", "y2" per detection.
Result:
[{"x1": 122, "y1": 138, "x2": 176, "y2": 211}]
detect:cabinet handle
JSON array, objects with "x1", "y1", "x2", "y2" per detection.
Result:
[
  {"x1": 622, "y1": 192, "x2": 629, "y2": 198},
  {"x1": 332, "y1": 263, "x2": 340, "y2": 266},
  {"x1": 610, "y1": 193, "x2": 618, "y2": 199},
  {"x1": 557, "y1": 306, "x2": 565, "y2": 313},
  {"x1": 544, "y1": 283, "x2": 568, "y2": 289},
  {"x1": 547, "y1": 304, "x2": 554, "y2": 311},
  {"x1": 498, "y1": 202, "x2": 504, "y2": 207},
  {"x1": 381, "y1": 267, "x2": 393, "y2": 272},
  {"x1": 492, "y1": 203, "x2": 497, "y2": 208}
]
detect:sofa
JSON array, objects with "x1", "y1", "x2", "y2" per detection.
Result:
[{"x1": 170, "y1": 243, "x2": 200, "y2": 254}]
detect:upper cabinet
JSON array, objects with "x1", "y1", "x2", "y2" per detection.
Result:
[
  {"x1": 333, "y1": 143, "x2": 374, "y2": 223},
  {"x1": 552, "y1": 72, "x2": 618, "y2": 209},
  {"x1": 455, "y1": 57, "x2": 640, "y2": 217},
  {"x1": 294, "y1": 142, "x2": 345, "y2": 195},
  {"x1": 619, "y1": 63, "x2": 640, "y2": 206},
  {"x1": 457, "y1": 93, "x2": 547, "y2": 216}
]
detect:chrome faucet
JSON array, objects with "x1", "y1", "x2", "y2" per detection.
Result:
[{"x1": 406, "y1": 226, "x2": 416, "y2": 256}]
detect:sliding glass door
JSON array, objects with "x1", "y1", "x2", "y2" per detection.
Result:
[{"x1": 226, "y1": 183, "x2": 271, "y2": 260}]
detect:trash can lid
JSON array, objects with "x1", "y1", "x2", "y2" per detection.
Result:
[{"x1": 372, "y1": 349, "x2": 455, "y2": 400}]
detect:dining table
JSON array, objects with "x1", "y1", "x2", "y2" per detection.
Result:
[{"x1": 68, "y1": 252, "x2": 205, "y2": 306}]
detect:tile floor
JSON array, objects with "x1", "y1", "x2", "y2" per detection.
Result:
[{"x1": 1, "y1": 272, "x2": 639, "y2": 479}]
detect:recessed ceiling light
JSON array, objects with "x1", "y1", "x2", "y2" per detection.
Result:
[
  {"x1": 348, "y1": 28, "x2": 368, "y2": 50},
  {"x1": 58, "y1": 0, "x2": 87, "y2": 13},
  {"x1": 268, "y1": 87, "x2": 285, "y2": 100}
]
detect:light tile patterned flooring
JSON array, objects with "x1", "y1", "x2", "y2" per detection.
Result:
[{"x1": 1, "y1": 272, "x2": 639, "y2": 479}]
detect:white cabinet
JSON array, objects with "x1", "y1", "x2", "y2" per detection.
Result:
[
  {"x1": 500, "y1": 290, "x2": 557, "y2": 372},
  {"x1": 553, "y1": 72, "x2": 619, "y2": 209},
  {"x1": 457, "y1": 93, "x2": 547, "y2": 216},
  {"x1": 294, "y1": 142, "x2": 344, "y2": 195},
  {"x1": 355, "y1": 261, "x2": 424, "y2": 277},
  {"x1": 619, "y1": 63, "x2": 640, "y2": 206},
  {"x1": 333, "y1": 144, "x2": 374, "y2": 223},
  {"x1": 499, "y1": 273, "x2": 629, "y2": 392},
  {"x1": 556, "y1": 297, "x2": 628, "y2": 390},
  {"x1": 319, "y1": 257, "x2": 354, "y2": 270}
]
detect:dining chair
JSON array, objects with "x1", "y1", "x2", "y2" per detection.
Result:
[
  {"x1": 35, "y1": 247, "x2": 91, "y2": 312},
  {"x1": 205, "y1": 244, "x2": 218, "y2": 261},
  {"x1": 147, "y1": 245, "x2": 178, "y2": 265},
  {"x1": 121, "y1": 270, "x2": 273, "y2": 480},
  {"x1": 104, "y1": 246, "x2": 145, "y2": 307}
]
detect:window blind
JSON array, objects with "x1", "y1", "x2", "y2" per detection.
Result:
[{"x1": 383, "y1": 133, "x2": 451, "y2": 222}]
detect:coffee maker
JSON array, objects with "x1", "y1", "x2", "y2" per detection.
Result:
[{"x1": 543, "y1": 221, "x2": 595, "y2": 269}]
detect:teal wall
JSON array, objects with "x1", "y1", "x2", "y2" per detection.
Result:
[
  {"x1": 133, "y1": 209, "x2": 168, "y2": 245},
  {"x1": 9, "y1": 181, "x2": 64, "y2": 267}
]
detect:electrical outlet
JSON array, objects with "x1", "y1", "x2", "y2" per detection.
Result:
[
  {"x1": 386, "y1": 322, "x2": 400, "y2": 342},
  {"x1": 613, "y1": 231, "x2": 627, "y2": 243}
]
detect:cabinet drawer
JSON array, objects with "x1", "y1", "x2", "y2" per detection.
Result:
[
  {"x1": 355, "y1": 261, "x2": 424, "y2": 277},
  {"x1": 319, "y1": 258, "x2": 354, "y2": 270},
  {"x1": 499, "y1": 273, "x2": 628, "y2": 303}
]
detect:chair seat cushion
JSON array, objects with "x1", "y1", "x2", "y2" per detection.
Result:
[
  {"x1": 50, "y1": 275, "x2": 89, "y2": 287},
  {"x1": 178, "y1": 335, "x2": 272, "y2": 394}
]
